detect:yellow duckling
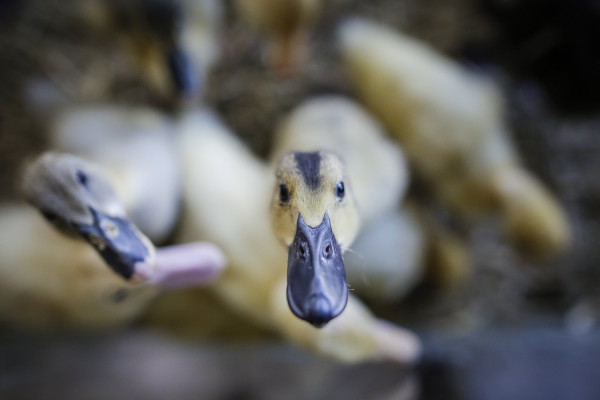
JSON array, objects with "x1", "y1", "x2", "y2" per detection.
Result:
[
  {"x1": 271, "y1": 96, "x2": 408, "y2": 225},
  {"x1": 49, "y1": 105, "x2": 181, "y2": 244},
  {"x1": 270, "y1": 151, "x2": 358, "y2": 326},
  {"x1": 176, "y1": 109, "x2": 420, "y2": 363},
  {"x1": 339, "y1": 18, "x2": 570, "y2": 258},
  {"x1": 21, "y1": 153, "x2": 157, "y2": 283},
  {"x1": 271, "y1": 96, "x2": 423, "y2": 299},
  {"x1": 0, "y1": 153, "x2": 156, "y2": 328},
  {"x1": 272, "y1": 96, "x2": 468, "y2": 300},
  {"x1": 0, "y1": 151, "x2": 224, "y2": 329}
]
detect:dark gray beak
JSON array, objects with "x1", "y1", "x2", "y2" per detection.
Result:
[
  {"x1": 287, "y1": 212, "x2": 348, "y2": 328},
  {"x1": 142, "y1": 0, "x2": 200, "y2": 98},
  {"x1": 72, "y1": 208, "x2": 152, "y2": 280},
  {"x1": 167, "y1": 46, "x2": 201, "y2": 97}
]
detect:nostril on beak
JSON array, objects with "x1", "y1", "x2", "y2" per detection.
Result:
[
  {"x1": 323, "y1": 244, "x2": 332, "y2": 259},
  {"x1": 298, "y1": 242, "x2": 308, "y2": 261}
]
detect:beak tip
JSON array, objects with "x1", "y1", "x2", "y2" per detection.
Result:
[
  {"x1": 306, "y1": 316, "x2": 333, "y2": 329},
  {"x1": 300, "y1": 309, "x2": 338, "y2": 328},
  {"x1": 130, "y1": 260, "x2": 154, "y2": 283},
  {"x1": 287, "y1": 290, "x2": 346, "y2": 328},
  {"x1": 305, "y1": 296, "x2": 334, "y2": 327}
]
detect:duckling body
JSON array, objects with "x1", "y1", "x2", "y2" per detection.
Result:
[
  {"x1": 339, "y1": 19, "x2": 570, "y2": 257},
  {"x1": 176, "y1": 109, "x2": 419, "y2": 363},
  {"x1": 177, "y1": 110, "x2": 281, "y2": 326},
  {"x1": 0, "y1": 205, "x2": 157, "y2": 328}
]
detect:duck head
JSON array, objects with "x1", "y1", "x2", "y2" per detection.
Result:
[
  {"x1": 84, "y1": 0, "x2": 200, "y2": 100},
  {"x1": 271, "y1": 151, "x2": 360, "y2": 327},
  {"x1": 21, "y1": 153, "x2": 156, "y2": 282},
  {"x1": 140, "y1": 0, "x2": 201, "y2": 97}
]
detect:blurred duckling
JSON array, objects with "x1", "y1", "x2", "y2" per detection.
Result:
[
  {"x1": 0, "y1": 110, "x2": 225, "y2": 329},
  {"x1": 176, "y1": 109, "x2": 420, "y2": 363},
  {"x1": 80, "y1": 0, "x2": 222, "y2": 102},
  {"x1": 339, "y1": 19, "x2": 570, "y2": 258},
  {"x1": 41, "y1": 105, "x2": 235, "y2": 337},
  {"x1": 272, "y1": 96, "x2": 468, "y2": 301},
  {"x1": 235, "y1": 0, "x2": 320, "y2": 74},
  {"x1": 49, "y1": 105, "x2": 180, "y2": 244},
  {"x1": 0, "y1": 153, "x2": 156, "y2": 328},
  {"x1": 49, "y1": 105, "x2": 228, "y2": 287},
  {"x1": 22, "y1": 153, "x2": 157, "y2": 283},
  {"x1": 0, "y1": 152, "x2": 224, "y2": 329},
  {"x1": 344, "y1": 201, "x2": 470, "y2": 300}
]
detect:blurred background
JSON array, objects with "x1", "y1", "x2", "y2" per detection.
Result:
[{"x1": 1, "y1": 0, "x2": 600, "y2": 399}]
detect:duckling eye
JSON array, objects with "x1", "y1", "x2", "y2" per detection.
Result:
[
  {"x1": 279, "y1": 184, "x2": 290, "y2": 203},
  {"x1": 335, "y1": 182, "x2": 345, "y2": 199},
  {"x1": 76, "y1": 170, "x2": 89, "y2": 188}
]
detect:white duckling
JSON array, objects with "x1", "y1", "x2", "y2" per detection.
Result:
[
  {"x1": 234, "y1": 0, "x2": 320, "y2": 74},
  {"x1": 0, "y1": 152, "x2": 223, "y2": 329},
  {"x1": 176, "y1": 109, "x2": 419, "y2": 363},
  {"x1": 339, "y1": 18, "x2": 570, "y2": 258}
]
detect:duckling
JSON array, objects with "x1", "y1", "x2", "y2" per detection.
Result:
[
  {"x1": 80, "y1": 0, "x2": 222, "y2": 101},
  {"x1": 176, "y1": 109, "x2": 420, "y2": 363},
  {"x1": 270, "y1": 96, "x2": 408, "y2": 225},
  {"x1": 21, "y1": 153, "x2": 157, "y2": 283},
  {"x1": 49, "y1": 105, "x2": 180, "y2": 244},
  {"x1": 0, "y1": 153, "x2": 156, "y2": 328},
  {"x1": 339, "y1": 18, "x2": 570, "y2": 258},
  {"x1": 234, "y1": 0, "x2": 319, "y2": 74},
  {"x1": 271, "y1": 151, "x2": 359, "y2": 326},
  {"x1": 270, "y1": 96, "x2": 422, "y2": 298},
  {"x1": 0, "y1": 209, "x2": 154, "y2": 328},
  {"x1": 48, "y1": 105, "x2": 231, "y2": 289},
  {"x1": 272, "y1": 96, "x2": 469, "y2": 300},
  {"x1": 0, "y1": 152, "x2": 224, "y2": 329}
]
